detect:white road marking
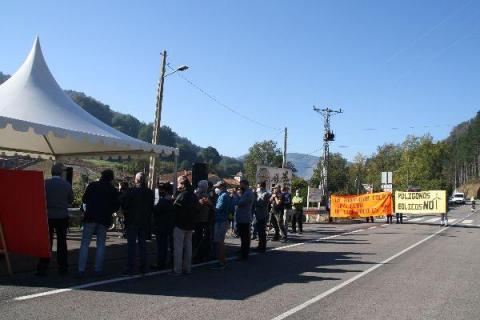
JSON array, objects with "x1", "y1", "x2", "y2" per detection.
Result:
[
  {"x1": 381, "y1": 224, "x2": 389, "y2": 227},
  {"x1": 350, "y1": 229, "x2": 366, "y2": 233},
  {"x1": 425, "y1": 218, "x2": 441, "y2": 223},
  {"x1": 13, "y1": 227, "x2": 367, "y2": 302},
  {"x1": 270, "y1": 214, "x2": 472, "y2": 320},
  {"x1": 462, "y1": 219, "x2": 473, "y2": 224},
  {"x1": 409, "y1": 217, "x2": 424, "y2": 222},
  {"x1": 368, "y1": 226, "x2": 377, "y2": 230},
  {"x1": 13, "y1": 214, "x2": 473, "y2": 304},
  {"x1": 448, "y1": 219, "x2": 457, "y2": 223}
]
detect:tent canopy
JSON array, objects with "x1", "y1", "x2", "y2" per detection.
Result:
[{"x1": 0, "y1": 37, "x2": 178, "y2": 161}]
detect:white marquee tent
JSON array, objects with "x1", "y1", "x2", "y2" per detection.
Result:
[{"x1": 0, "y1": 37, "x2": 178, "y2": 161}]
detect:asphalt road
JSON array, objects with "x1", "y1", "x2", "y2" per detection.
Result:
[{"x1": 1, "y1": 206, "x2": 479, "y2": 320}]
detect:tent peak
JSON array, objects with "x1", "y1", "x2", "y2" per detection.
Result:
[
  {"x1": 33, "y1": 36, "x2": 40, "y2": 50},
  {"x1": 27, "y1": 35, "x2": 46, "y2": 73},
  {"x1": 0, "y1": 39, "x2": 180, "y2": 159},
  {"x1": 0, "y1": 35, "x2": 53, "y2": 92}
]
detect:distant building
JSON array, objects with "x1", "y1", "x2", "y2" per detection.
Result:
[{"x1": 160, "y1": 170, "x2": 221, "y2": 185}]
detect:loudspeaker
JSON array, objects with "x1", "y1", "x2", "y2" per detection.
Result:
[
  {"x1": 64, "y1": 167, "x2": 73, "y2": 185},
  {"x1": 192, "y1": 163, "x2": 208, "y2": 189}
]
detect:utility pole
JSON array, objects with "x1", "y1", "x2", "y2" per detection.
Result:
[
  {"x1": 313, "y1": 106, "x2": 343, "y2": 221},
  {"x1": 282, "y1": 127, "x2": 288, "y2": 168},
  {"x1": 148, "y1": 50, "x2": 167, "y2": 189}
]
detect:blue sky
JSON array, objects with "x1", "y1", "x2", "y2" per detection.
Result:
[{"x1": 1, "y1": 0, "x2": 479, "y2": 161}]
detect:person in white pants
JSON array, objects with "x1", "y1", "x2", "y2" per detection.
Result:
[
  {"x1": 173, "y1": 227, "x2": 193, "y2": 274},
  {"x1": 172, "y1": 176, "x2": 196, "y2": 275},
  {"x1": 440, "y1": 213, "x2": 448, "y2": 226}
]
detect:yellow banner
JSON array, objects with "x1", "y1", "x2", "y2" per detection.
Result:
[
  {"x1": 395, "y1": 190, "x2": 447, "y2": 214},
  {"x1": 331, "y1": 192, "x2": 393, "y2": 218}
]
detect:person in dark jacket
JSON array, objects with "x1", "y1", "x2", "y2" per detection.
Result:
[
  {"x1": 120, "y1": 172, "x2": 154, "y2": 275},
  {"x1": 172, "y1": 175, "x2": 197, "y2": 275},
  {"x1": 151, "y1": 182, "x2": 174, "y2": 270},
  {"x1": 117, "y1": 181, "x2": 130, "y2": 238},
  {"x1": 254, "y1": 182, "x2": 270, "y2": 253},
  {"x1": 77, "y1": 169, "x2": 120, "y2": 278},
  {"x1": 283, "y1": 186, "x2": 293, "y2": 231},
  {"x1": 193, "y1": 180, "x2": 213, "y2": 262},
  {"x1": 236, "y1": 179, "x2": 255, "y2": 260},
  {"x1": 36, "y1": 163, "x2": 73, "y2": 276}
]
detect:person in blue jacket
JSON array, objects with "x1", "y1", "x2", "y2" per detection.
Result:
[
  {"x1": 235, "y1": 179, "x2": 255, "y2": 260},
  {"x1": 210, "y1": 180, "x2": 231, "y2": 270}
]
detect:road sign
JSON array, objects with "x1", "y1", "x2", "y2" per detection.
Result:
[
  {"x1": 308, "y1": 187, "x2": 323, "y2": 202},
  {"x1": 256, "y1": 166, "x2": 292, "y2": 191},
  {"x1": 382, "y1": 184, "x2": 393, "y2": 193},
  {"x1": 381, "y1": 172, "x2": 393, "y2": 184}
]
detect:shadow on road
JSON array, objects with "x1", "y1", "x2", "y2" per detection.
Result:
[
  {"x1": 0, "y1": 225, "x2": 378, "y2": 301},
  {"x1": 81, "y1": 250, "x2": 376, "y2": 300}
]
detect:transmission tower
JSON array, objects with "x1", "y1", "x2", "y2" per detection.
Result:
[{"x1": 313, "y1": 106, "x2": 343, "y2": 202}]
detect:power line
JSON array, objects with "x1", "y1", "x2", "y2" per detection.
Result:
[
  {"x1": 289, "y1": 147, "x2": 323, "y2": 161},
  {"x1": 384, "y1": 0, "x2": 473, "y2": 65},
  {"x1": 361, "y1": 123, "x2": 454, "y2": 131},
  {"x1": 166, "y1": 64, "x2": 281, "y2": 131}
]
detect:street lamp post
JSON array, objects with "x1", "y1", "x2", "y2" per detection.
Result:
[{"x1": 148, "y1": 50, "x2": 188, "y2": 189}]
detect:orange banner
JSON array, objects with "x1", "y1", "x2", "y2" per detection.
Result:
[{"x1": 331, "y1": 192, "x2": 393, "y2": 218}]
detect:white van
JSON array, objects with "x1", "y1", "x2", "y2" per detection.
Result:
[{"x1": 450, "y1": 192, "x2": 466, "y2": 205}]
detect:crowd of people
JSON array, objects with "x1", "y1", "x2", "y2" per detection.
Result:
[{"x1": 35, "y1": 163, "x2": 305, "y2": 278}]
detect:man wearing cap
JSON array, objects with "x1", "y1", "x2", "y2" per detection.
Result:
[
  {"x1": 211, "y1": 180, "x2": 230, "y2": 269},
  {"x1": 36, "y1": 163, "x2": 73, "y2": 276}
]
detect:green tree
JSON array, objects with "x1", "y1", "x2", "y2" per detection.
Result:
[
  {"x1": 177, "y1": 143, "x2": 198, "y2": 163},
  {"x1": 179, "y1": 159, "x2": 192, "y2": 171},
  {"x1": 244, "y1": 140, "x2": 283, "y2": 183},
  {"x1": 158, "y1": 126, "x2": 177, "y2": 147},
  {"x1": 111, "y1": 114, "x2": 141, "y2": 138},
  {"x1": 348, "y1": 153, "x2": 368, "y2": 194},
  {"x1": 198, "y1": 146, "x2": 222, "y2": 167},
  {"x1": 363, "y1": 143, "x2": 402, "y2": 191},
  {"x1": 395, "y1": 135, "x2": 450, "y2": 191},
  {"x1": 446, "y1": 111, "x2": 480, "y2": 187},
  {"x1": 67, "y1": 91, "x2": 114, "y2": 125},
  {"x1": 217, "y1": 157, "x2": 244, "y2": 177},
  {"x1": 137, "y1": 123, "x2": 153, "y2": 142},
  {"x1": 311, "y1": 153, "x2": 349, "y2": 194}
]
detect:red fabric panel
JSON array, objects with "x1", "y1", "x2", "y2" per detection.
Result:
[{"x1": 0, "y1": 169, "x2": 50, "y2": 258}]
